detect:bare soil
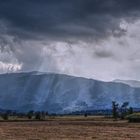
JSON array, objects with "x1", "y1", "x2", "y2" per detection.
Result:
[{"x1": 0, "y1": 116, "x2": 140, "y2": 140}]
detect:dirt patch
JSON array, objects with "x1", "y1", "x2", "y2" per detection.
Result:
[{"x1": 0, "y1": 116, "x2": 140, "y2": 140}]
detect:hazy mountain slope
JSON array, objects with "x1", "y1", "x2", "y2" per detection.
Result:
[
  {"x1": 114, "y1": 79, "x2": 140, "y2": 88},
  {"x1": 0, "y1": 72, "x2": 139, "y2": 113}
]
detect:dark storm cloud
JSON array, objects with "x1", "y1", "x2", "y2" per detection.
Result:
[
  {"x1": 0, "y1": 0, "x2": 140, "y2": 40},
  {"x1": 1, "y1": 0, "x2": 140, "y2": 81}
]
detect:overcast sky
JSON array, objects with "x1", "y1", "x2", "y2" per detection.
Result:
[{"x1": 0, "y1": 0, "x2": 140, "y2": 81}]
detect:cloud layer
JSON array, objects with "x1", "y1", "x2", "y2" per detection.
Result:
[{"x1": 0, "y1": 0, "x2": 140, "y2": 81}]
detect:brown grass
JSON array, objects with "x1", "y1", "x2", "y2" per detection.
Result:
[{"x1": 0, "y1": 116, "x2": 140, "y2": 140}]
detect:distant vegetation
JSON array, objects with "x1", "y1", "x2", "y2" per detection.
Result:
[
  {"x1": 0, "y1": 101, "x2": 139, "y2": 123},
  {"x1": 111, "y1": 101, "x2": 140, "y2": 122},
  {"x1": 112, "y1": 101, "x2": 134, "y2": 120},
  {"x1": 0, "y1": 110, "x2": 48, "y2": 121}
]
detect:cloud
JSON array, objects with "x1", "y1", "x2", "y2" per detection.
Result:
[
  {"x1": 0, "y1": 0, "x2": 140, "y2": 81},
  {"x1": 0, "y1": 0, "x2": 140, "y2": 41}
]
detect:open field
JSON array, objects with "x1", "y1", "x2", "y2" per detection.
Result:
[{"x1": 0, "y1": 116, "x2": 140, "y2": 140}]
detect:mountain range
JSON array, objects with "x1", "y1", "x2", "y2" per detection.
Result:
[{"x1": 0, "y1": 72, "x2": 140, "y2": 113}]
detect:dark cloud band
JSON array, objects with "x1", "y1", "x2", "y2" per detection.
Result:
[{"x1": 0, "y1": 0, "x2": 140, "y2": 40}]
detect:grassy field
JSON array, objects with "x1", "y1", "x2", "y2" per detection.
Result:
[{"x1": 0, "y1": 116, "x2": 140, "y2": 140}]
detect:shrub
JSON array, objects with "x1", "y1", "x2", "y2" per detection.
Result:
[
  {"x1": 84, "y1": 113, "x2": 88, "y2": 117},
  {"x1": 126, "y1": 113, "x2": 140, "y2": 122},
  {"x1": 1, "y1": 113, "x2": 9, "y2": 120}
]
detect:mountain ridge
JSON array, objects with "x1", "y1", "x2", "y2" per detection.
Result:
[
  {"x1": 114, "y1": 79, "x2": 140, "y2": 88},
  {"x1": 0, "y1": 72, "x2": 139, "y2": 113}
]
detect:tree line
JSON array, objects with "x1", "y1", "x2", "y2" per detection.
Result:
[{"x1": 0, "y1": 110, "x2": 48, "y2": 120}]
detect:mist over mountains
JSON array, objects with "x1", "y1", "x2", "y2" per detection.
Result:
[
  {"x1": 113, "y1": 79, "x2": 140, "y2": 88},
  {"x1": 0, "y1": 72, "x2": 140, "y2": 113}
]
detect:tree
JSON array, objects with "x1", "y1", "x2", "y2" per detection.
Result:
[
  {"x1": 27, "y1": 110, "x2": 34, "y2": 119},
  {"x1": 120, "y1": 102, "x2": 129, "y2": 119},
  {"x1": 121, "y1": 102, "x2": 129, "y2": 109},
  {"x1": 35, "y1": 112, "x2": 41, "y2": 120},
  {"x1": 112, "y1": 101, "x2": 119, "y2": 120},
  {"x1": 128, "y1": 107, "x2": 133, "y2": 115}
]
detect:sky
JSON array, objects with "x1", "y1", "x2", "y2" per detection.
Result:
[{"x1": 0, "y1": 0, "x2": 140, "y2": 81}]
